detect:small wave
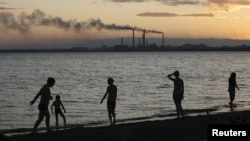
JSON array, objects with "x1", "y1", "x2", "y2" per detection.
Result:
[
  {"x1": 184, "y1": 108, "x2": 217, "y2": 114},
  {"x1": 64, "y1": 100, "x2": 79, "y2": 103},
  {"x1": 157, "y1": 84, "x2": 172, "y2": 89}
]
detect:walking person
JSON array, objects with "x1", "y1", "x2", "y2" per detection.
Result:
[
  {"x1": 30, "y1": 77, "x2": 55, "y2": 133},
  {"x1": 100, "y1": 78, "x2": 117, "y2": 126},
  {"x1": 168, "y1": 71, "x2": 184, "y2": 119},
  {"x1": 228, "y1": 72, "x2": 239, "y2": 109}
]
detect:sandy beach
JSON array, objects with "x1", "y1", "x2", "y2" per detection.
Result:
[{"x1": 1, "y1": 108, "x2": 250, "y2": 141}]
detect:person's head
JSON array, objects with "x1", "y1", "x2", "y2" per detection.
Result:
[
  {"x1": 56, "y1": 95, "x2": 60, "y2": 100},
  {"x1": 174, "y1": 71, "x2": 180, "y2": 78},
  {"x1": 107, "y1": 78, "x2": 114, "y2": 85},
  {"x1": 230, "y1": 72, "x2": 236, "y2": 78},
  {"x1": 47, "y1": 77, "x2": 55, "y2": 87}
]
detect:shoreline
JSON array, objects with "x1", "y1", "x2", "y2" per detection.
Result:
[
  {"x1": 0, "y1": 108, "x2": 218, "y2": 134},
  {"x1": 2, "y1": 107, "x2": 250, "y2": 141}
]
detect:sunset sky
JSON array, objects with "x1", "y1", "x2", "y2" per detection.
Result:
[{"x1": 1, "y1": 0, "x2": 250, "y2": 48}]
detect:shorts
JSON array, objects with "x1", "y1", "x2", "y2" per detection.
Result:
[
  {"x1": 38, "y1": 104, "x2": 48, "y2": 111},
  {"x1": 55, "y1": 108, "x2": 63, "y2": 114},
  {"x1": 173, "y1": 94, "x2": 182, "y2": 104},
  {"x1": 107, "y1": 100, "x2": 116, "y2": 113}
]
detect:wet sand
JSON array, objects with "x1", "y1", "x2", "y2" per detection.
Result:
[{"x1": 2, "y1": 108, "x2": 250, "y2": 141}]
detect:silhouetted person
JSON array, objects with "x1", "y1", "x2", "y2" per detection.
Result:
[
  {"x1": 30, "y1": 77, "x2": 55, "y2": 133},
  {"x1": 168, "y1": 71, "x2": 184, "y2": 119},
  {"x1": 51, "y1": 95, "x2": 66, "y2": 131},
  {"x1": 100, "y1": 78, "x2": 117, "y2": 126},
  {"x1": 228, "y1": 72, "x2": 239, "y2": 109}
]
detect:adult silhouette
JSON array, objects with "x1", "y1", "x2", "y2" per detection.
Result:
[{"x1": 168, "y1": 71, "x2": 184, "y2": 119}]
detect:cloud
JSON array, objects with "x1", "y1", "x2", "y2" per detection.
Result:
[
  {"x1": 137, "y1": 12, "x2": 214, "y2": 17},
  {"x1": 109, "y1": 0, "x2": 149, "y2": 2},
  {"x1": 109, "y1": 0, "x2": 250, "y2": 11},
  {"x1": 160, "y1": 0, "x2": 204, "y2": 6},
  {"x1": 209, "y1": 0, "x2": 250, "y2": 6},
  {"x1": 108, "y1": 0, "x2": 203, "y2": 5},
  {"x1": 207, "y1": 0, "x2": 250, "y2": 11},
  {"x1": 0, "y1": 2, "x2": 24, "y2": 11},
  {"x1": 0, "y1": 7, "x2": 20, "y2": 10}
]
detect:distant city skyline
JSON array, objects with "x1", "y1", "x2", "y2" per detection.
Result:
[
  {"x1": 1, "y1": 0, "x2": 250, "y2": 49},
  {"x1": 1, "y1": 38, "x2": 250, "y2": 49}
]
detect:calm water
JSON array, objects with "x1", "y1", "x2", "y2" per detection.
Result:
[{"x1": 1, "y1": 52, "x2": 250, "y2": 131}]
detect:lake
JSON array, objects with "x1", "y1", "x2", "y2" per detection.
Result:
[{"x1": 0, "y1": 51, "x2": 250, "y2": 131}]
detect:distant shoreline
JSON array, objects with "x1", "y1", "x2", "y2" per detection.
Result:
[{"x1": 1, "y1": 45, "x2": 250, "y2": 53}]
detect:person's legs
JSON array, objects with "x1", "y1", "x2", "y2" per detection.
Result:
[
  {"x1": 44, "y1": 110, "x2": 51, "y2": 132},
  {"x1": 112, "y1": 102, "x2": 116, "y2": 125},
  {"x1": 108, "y1": 112, "x2": 112, "y2": 125},
  {"x1": 107, "y1": 104, "x2": 112, "y2": 125},
  {"x1": 179, "y1": 100, "x2": 184, "y2": 118},
  {"x1": 173, "y1": 96, "x2": 180, "y2": 118},
  {"x1": 229, "y1": 91, "x2": 235, "y2": 109},
  {"x1": 59, "y1": 112, "x2": 66, "y2": 129},
  {"x1": 33, "y1": 111, "x2": 45, "y2": 131},
  {"x1": 108, "y1": 101, "x2": 116, "y2": 125},
  {"x1": 55, "y1": 113, "x2": 59, "y2": 131},
  {"x1": 108, "y1": 101, "x2": 117, "y2": 125}
]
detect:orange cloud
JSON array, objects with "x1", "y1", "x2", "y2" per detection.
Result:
[
  {"x1": 110, "y1": 0, "x2": 149, "y2": 2},
  {"x1": 207, "y1": 0, "x2": 250, "y2": 11},
  {"x1": 137, "y1": 12, "x2": 214, "y2": 17},
  {"x1": 0, "y1": 7, "x2": 20, "y2": 10},
  {"x1": 109, "y1": 0, "x2": 250, "y2": 11}
]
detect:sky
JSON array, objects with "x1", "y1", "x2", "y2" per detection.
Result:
[{"x1": 1, "y1": 0, "x2": 250, "y2": 48}]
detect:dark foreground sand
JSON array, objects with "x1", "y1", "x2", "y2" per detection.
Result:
[{"x1": 1, "y1": 109, "x2": 250, "y2": 141}]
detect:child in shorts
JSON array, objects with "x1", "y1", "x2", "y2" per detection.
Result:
[{"x1": 51, "y1": 95, "x2": 66, "y2": 131}]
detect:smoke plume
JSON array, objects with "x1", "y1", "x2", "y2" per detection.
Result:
[{"x1": 0, "y1": 9, "x2": 162, "y2": 34}]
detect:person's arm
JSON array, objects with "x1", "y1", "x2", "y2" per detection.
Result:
[
  {"x1": 60, "y1": 101, "x2": 66, "y2": 113},
  {"x1": 181, "y1": 80, "x2": 184, "y2": 100},
  {"x1": 227, "y1": 79, "x2": 230, "y2": 92},
  {"x1": 235, "y1": 81, "x2": 240, "y2": 90},
  {"x1": 167, "y1": 73, "x2": 175, "y2": 81},
  {"x1": 100, "y1": 87, "x2": 109, "y2": 104},
  {"x1": 30, "y1": 89, "x2": 42, "y2": 105}
]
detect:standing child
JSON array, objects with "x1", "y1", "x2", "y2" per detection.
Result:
[
  {"x1": 51, "y1": 95, "x2": 67, "y2": 131},
  {"x1": 100, "y1": 78, "x2": 117, "y2": 126},
  {"x1": 30, "y1": 77, "x2": 55, "y2": 133}
]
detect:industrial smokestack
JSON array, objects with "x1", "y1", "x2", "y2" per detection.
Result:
[
  {"x1": 142, "y1": 30, "x2": 146, "y2": 47},
  {"x1": 121, "y1": 37, "x2": 123, "y2": 46},
  {"x1": 132, "y1": 29, "x2": 135, "y2": 48},
  {"x1": 138, "y1": 38, "x2": 141, "y2": 47},
  {"x1": 162, "y1": 32, "x2": 165, "y2": 47}
]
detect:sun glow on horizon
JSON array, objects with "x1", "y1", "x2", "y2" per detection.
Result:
[{"x1": 1, "y1": 0, "x2": 250, "y2": 48}]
